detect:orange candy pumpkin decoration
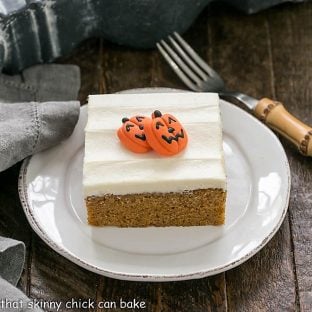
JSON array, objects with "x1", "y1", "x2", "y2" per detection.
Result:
[
  {"x1": 143, "y1": 110, "x2": 188, "y2": 156},
  {"x1": 117, "y1": 115, "x2": 152, "y2": 153}
]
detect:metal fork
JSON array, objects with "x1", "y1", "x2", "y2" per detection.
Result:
[{"x1": 157, "y1": 32, "x2": 312, "y2": 157}]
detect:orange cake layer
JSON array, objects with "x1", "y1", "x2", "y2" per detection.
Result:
[{"x1": 86, "y1": 189, "x2": 226, "y2": 227}]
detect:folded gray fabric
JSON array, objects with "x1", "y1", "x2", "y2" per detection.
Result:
[
  {"x1": 0, "y1": 64, "x2": 81, "y2": 311},
  {"x1": 0, "y1": 64, "x2": 81, "y2": 172},
  {"x1": 0, "y1": 279, "x2": 42, "y2": 312},
  {"x1": 0, "y1": 64, "x2": 80, "y2": 102},
  {"x1": 0, "y1": 237, "x2": 25, "y2": 286},
  {"x1": 0, "y1": 100, "x2": 80, "y2": 172}
]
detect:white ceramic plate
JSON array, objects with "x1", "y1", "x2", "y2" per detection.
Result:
[{"x1": 19, "y1": 88, "x2": 290, "y2": 281}]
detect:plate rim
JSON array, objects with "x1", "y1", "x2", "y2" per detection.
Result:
[{"x1": 18, "y1": 88, "x2": 291, "y2": 281}]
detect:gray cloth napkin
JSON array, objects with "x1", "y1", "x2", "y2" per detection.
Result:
[
  {"x1": 0, "y1": 64, "x2": 81, "y2": 172},
  {"x1": 0, "y1": 100, "x2": 79, "y2": 172},
  {"x1": 0, "y1": 279, "x2": 42, "y2": 312},
  {"x1": 0, "y1": 64, "x2": 81, "y2": 311},
  {"x1": 0, "y1": 237, "x2": 25, "y2": 286},
  {"x1": 0, "y1": 239, "x2": 40, "y2": 312},
  {"x1": 0, "y1": 64, "x2": 80, "y2": 102}
]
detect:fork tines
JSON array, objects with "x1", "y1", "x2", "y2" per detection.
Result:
[{"x1": 157, "y1": 32, "x2": 223, "y2": 92}]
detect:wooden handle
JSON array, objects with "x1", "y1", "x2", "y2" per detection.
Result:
[{"x1": 254, "y1": 98, "x2": 312, "y2": 157}]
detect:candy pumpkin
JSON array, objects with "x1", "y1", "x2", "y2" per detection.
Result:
[
  {"x1": 143, "y1": 110, "x2": 188, "y2": 156},
  {"x1": 117, "y1": 115, "x2": 152, "y2": 153}
]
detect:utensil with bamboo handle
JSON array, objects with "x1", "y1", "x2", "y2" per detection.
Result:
[{"x1": 157, "y1": 32, "x2": 312, "y2": 156}]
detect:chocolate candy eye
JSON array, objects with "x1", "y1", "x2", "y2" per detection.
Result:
[
  {"x1": 168, "y1": 116, "x2": 176, "y2": 124},
  {"x1": 125, "y1": 123, "x2": 134, "y2": 132},
  {"x1": 136, "y1": 116, "x2": 145, "y2": 122},
  {"x1": 155, "y1": 121, "x2": 164, "y2": 129}
]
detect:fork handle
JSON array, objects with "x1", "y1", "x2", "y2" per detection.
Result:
[{"x1": 254, "y1": 98, "x2": 312, "y2": 156}]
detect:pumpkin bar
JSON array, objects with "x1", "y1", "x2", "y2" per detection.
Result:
[{"x1": 83, "y1": 92, "x2": 227, "y2": 227}]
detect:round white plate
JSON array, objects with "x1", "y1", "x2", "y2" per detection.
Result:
[{"x1": 19, "y1": 88, "x2": 290, "y2": 281}]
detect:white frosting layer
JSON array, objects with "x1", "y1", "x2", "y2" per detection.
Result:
[{"x1": 83, "y1": 92, "x2": 226, "y2": 196}]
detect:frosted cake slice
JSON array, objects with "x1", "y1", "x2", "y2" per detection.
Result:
[{"x1": 83, "y1": 92, "x2": 226, "y2": 227}]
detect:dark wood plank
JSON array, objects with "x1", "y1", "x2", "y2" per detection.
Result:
[
  {"x1": 207, "y1": 4, "x2": 297, "y2": 311},
  {"x1": 268, "y1": 4, "x2": 312, "y2": 311},
  {"x1": 226, "y1": 220, "x2": 296, "y2": 311},
  {"x1": 96, "y1": 279, "x2": 157, "y2": 311},
  {"x1": 29, "y1": 236, "x2": 98, "y2": 312},
  {"x1": 96, "y1": 275, "x2": 226, "y2": 312},
  {"x1": 58, "y1": 38, "x2": 102, "y2": 103},
  {"x1": 208, "y1": 3, "x2": 275, "y2": 99},
  {"x1": 158, "y1": 276, "x2": 226, "y2": 312},
  {"x1": 150, "y1": 6, "x2": 212, "y2": 92},
  {"x1": 101, "y1": 43, "x2": 155, "y2": 94}
]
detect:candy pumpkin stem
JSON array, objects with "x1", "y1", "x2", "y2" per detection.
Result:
[
  {"x1": 153, "y1": 110, "x2": 162, "y2": 118},
  {"x1": 122, "y1": 117, "x2": 129, "y2": 123}
]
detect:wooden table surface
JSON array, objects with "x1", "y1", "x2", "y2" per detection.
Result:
[{"x1": 0, "y1": 2, "x2": 311, "y2": 311}]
